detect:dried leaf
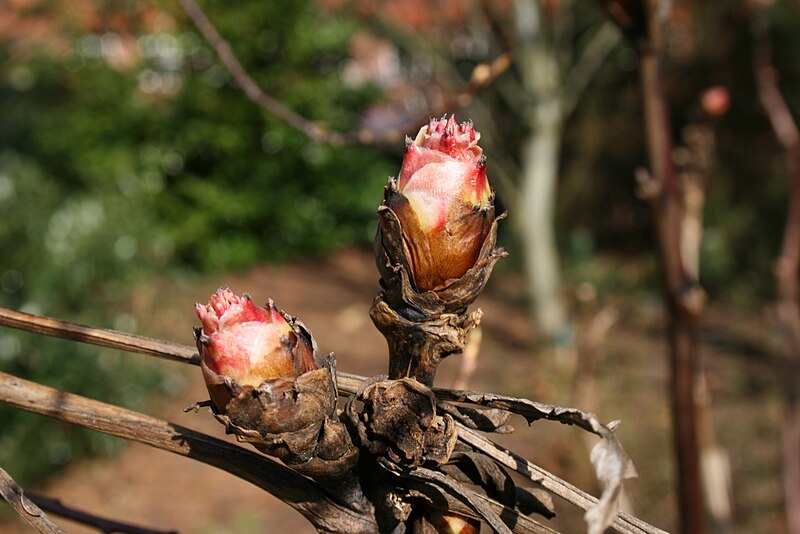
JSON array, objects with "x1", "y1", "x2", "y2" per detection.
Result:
[
  {"x1": 436, "y1": 388, "x2": 638, "y2": 533},
  {"x1": 584, "y1": 420, "x2": 637, "y2": 534}
]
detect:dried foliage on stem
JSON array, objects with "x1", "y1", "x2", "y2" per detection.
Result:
[{"x1": 0, "y1": 304, "x2": 668, "y2": 534}]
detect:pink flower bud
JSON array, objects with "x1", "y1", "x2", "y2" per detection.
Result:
[
  {"x1": 195, "y1": 289, "x2": 317, "y2": 410},
  {"x1": 387, "y1": 115, "x2": 494, "y2": 291}
]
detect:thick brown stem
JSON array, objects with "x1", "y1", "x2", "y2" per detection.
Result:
[
  {"x1": 665, "y1": 312, "x2": 704, "y2": 534},
  {"x1": 638, "y1": 2, "x2": 705, "y2": 532},
  {"x1": 0, "y1": 372, "x2": 377, "y2": 534},
  {"x1": 370, "y1": 296, "x2": 482, "y2": 386}
]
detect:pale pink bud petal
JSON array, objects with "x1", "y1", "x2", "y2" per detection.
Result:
[
  {"x1": 195, "y1": 289, "x2": 317, "y2": 395},
  {"x1": 387, "y1": 115, "x2": 493, "y2": 291}
]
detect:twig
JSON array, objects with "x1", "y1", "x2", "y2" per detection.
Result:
[
  {"x1": 177, "y1": 0, "x2": 510, "y2": 147},
  {"x1": 27, "y1": 493, "x2": 177, "y2": 534},
  {"x1": 629, "y1": 1, "x2": 705, "y2": 531},
  {"x1": 0, "y1": 307, "x2": 198, "y2": 365},
  {"x1": 0, "y1": 468, "x2": 66, "y2": 534},
  {"x1": 560, "y1": 21, "x2": 622, "y2": 117},
  {"x1": 176, "y1": 0, "x2": 341, "y2": 144},
  {"x1": 0, "y1": 371, "x2": 377, "y2": 534}
]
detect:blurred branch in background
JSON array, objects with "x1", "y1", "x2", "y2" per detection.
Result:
[
  {"x1": 178, "y1": 0, "x2": 511, "y2": 146},
  {"x1": 753, "y1": 9, "x2": 800, "y2": 534},
  {"x1": 601, "y1": 0, "x2": 706, "y2": 531},
  {"x1": 26, "y1": 493, "x2": 178, "y2": 534}
]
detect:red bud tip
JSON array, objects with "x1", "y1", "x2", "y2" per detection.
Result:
[
  {"x1": 196, "y1": 289, "x2": 313, "y2": 388},
  {"x1": 385, "y1": 115, "x2": 495, "y2": 290}
]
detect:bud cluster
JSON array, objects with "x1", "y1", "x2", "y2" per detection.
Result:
[{"x1": 192, "y1": 116, "x2": 507, "y2": 533}]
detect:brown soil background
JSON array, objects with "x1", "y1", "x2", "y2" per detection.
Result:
[{"x1": 0, "y1": 248, "x2": 788, "y2": 533}]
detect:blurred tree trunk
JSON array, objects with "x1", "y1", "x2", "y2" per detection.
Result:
[
  {"x1": 513, "y1": 0, "x2": 619, "y2": 342},
  {"x1": 514, "y1": 0, "x2": 567, "y2": 342},
  {"x1": 637, "y1": 2, "x2": 705, "y2": 532},
  {"x1": 519, "y1": 100, "x2": 566, "y2": 341},
  {"x1": 753, "y1": 11, "x2": 800, "y2": 534}
]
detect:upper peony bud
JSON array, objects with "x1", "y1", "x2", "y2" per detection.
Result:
[
  {"x1": 387, "y1": 115, "x2": 493, "y2": 292},
  {"x1": 195, "y1": 289, "x2": 317, "y2": 408}
]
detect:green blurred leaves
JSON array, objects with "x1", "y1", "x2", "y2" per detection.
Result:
[{"x1": 0, "y1": 0, "x2": 393, "y2": 484}]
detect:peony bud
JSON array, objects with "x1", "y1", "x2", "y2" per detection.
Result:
[
  {"x1": 194, "y1": 289, "x2": 360, "y2": 482},
  {"x1": 373, "y1": 117, "x2": 505, "y2": 385},
  {"x1": 195, "y1": 289, "x2": 317, "y2": 412},
  {"x1": 386, "y1": 115, "x2": 493, "y2": 292}
]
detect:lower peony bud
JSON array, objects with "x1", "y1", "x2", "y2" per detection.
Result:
[
  {"x1": 195, "y1": 289, "x2": 318, "y2": 411},
  {"x1": 194, "y1": 289, "x2": 358, "y2": 479}
]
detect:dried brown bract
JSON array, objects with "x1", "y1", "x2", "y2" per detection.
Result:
[{"x1": 347, "y1": 377, "x2": 457, "y2": 469}]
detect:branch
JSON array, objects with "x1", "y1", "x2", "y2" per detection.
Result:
[
  {"x1": 560, "y1": 21, "x2": 622, "y2": 117},
  {"x1": 176, "y1": 0, "x2": 342, "y2": 144},
  {"x1": 0, "y1": 468, "x2": 66, "y2": 534},
  {"x1": 753, "y1": 11, "x2": 800, "y2": 534},
  {"x1": 177, "y1": 0, "x2": 509, "y2": 146},
  {"x1": 0, "y1": 372, "x2": 377, "y2": 534},
  {"x1": 0, "y1": 307, "x2": 669, "y2": 533},
  {"x1": 0, "y1": 307, "x2": 198, "y2": 366},
  {"x1": 27, "y1": 493, "x2": 177, "y2": 534}
]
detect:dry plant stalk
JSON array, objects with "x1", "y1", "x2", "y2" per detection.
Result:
[{"x1": 0, "y1": 306, "x2": 666, "y2": 534}]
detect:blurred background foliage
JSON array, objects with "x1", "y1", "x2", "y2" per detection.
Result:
[
  {"x1": 0, "y1": 0, "x2": 393, "y2": 484},
  {"x1": 0, "y1": 0, "x2": 797, "y2": 499}
]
